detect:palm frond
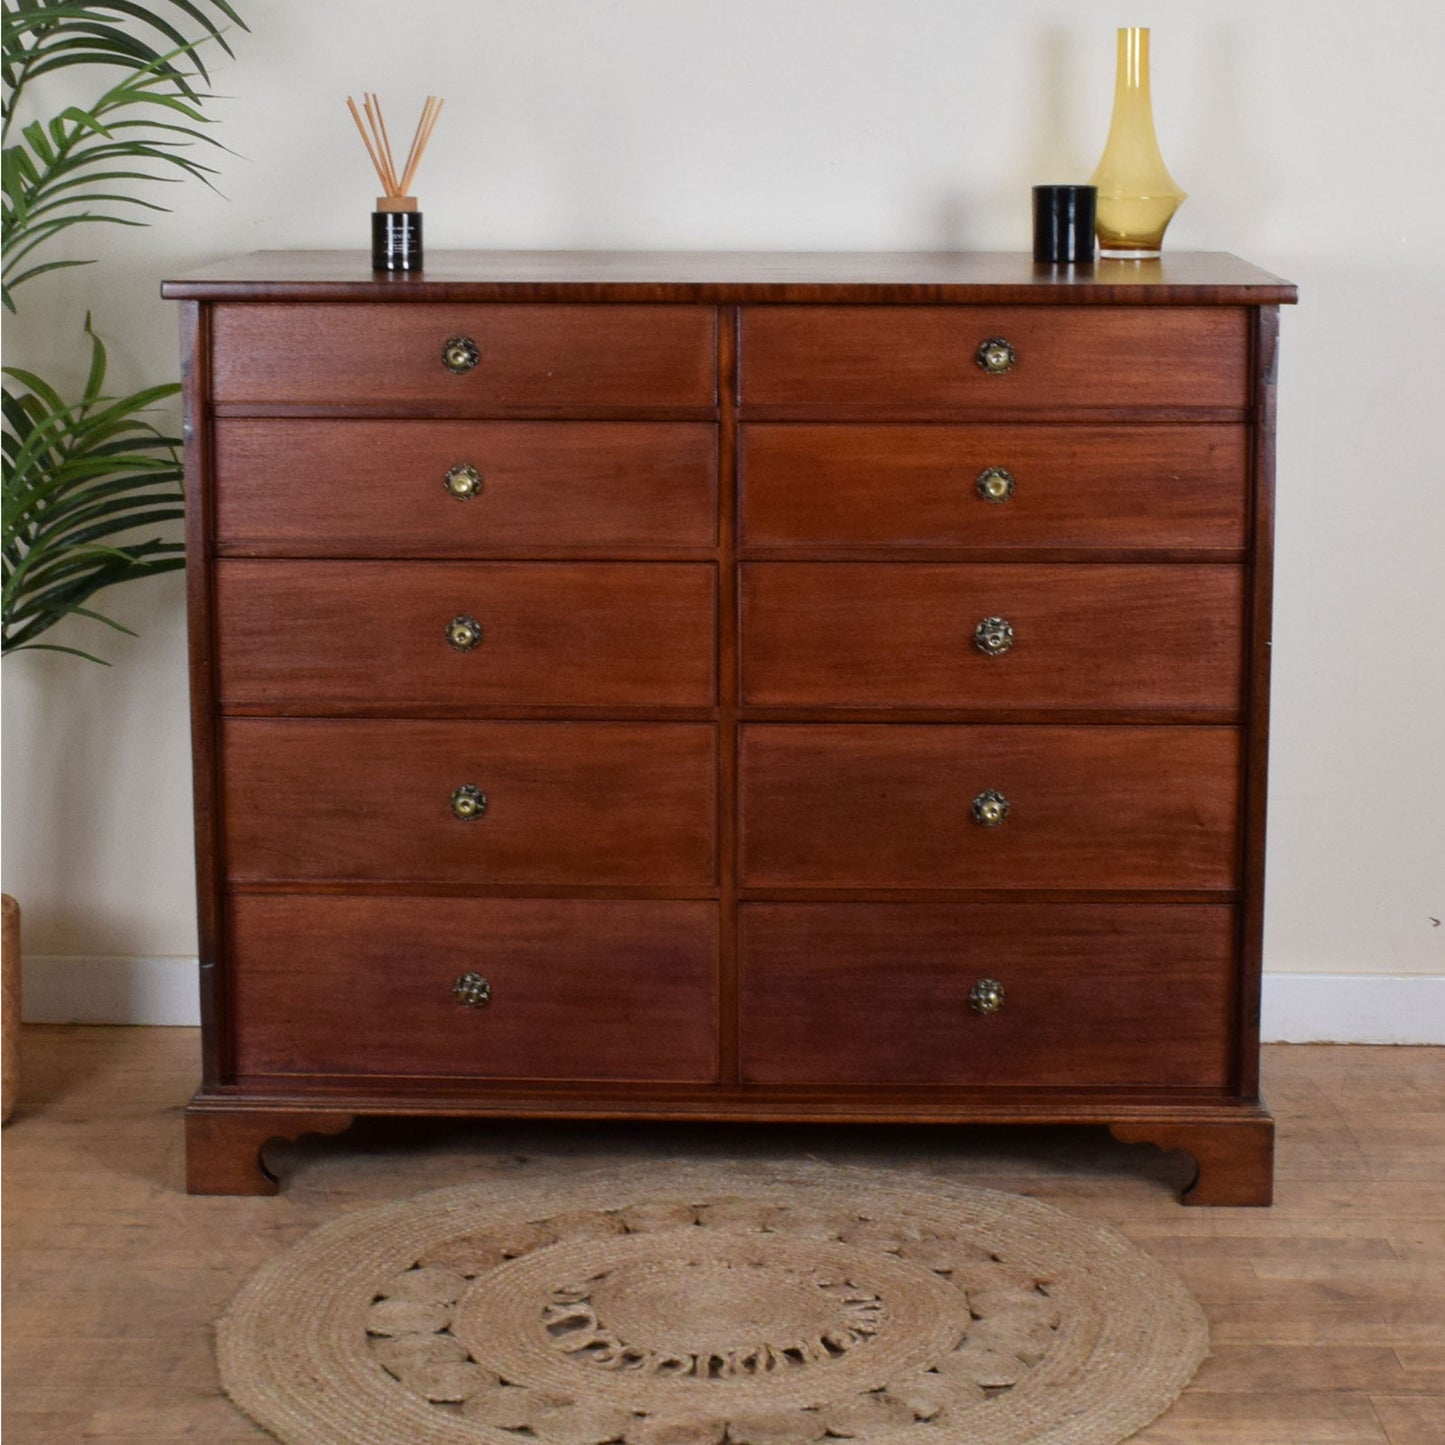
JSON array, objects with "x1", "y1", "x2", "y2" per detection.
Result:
[
  {"x1": 3, "y1": 0, "x2": 246, "y2": 125},
  {"x1": 2, "y1": 1, "x2": 245, "y2": 657},
  {"x1": 2, "y1": 47, "x2": 232, "y2": 305},
  {"x1": 2, "y1": 319, "x2": 185, "y2": 662}
]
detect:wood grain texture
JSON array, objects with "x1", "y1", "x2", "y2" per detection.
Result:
[
  {"x1": 221, "y1": 720, "x2": 717, "y2": 886},
  {"x1": 739, "y1": 723, "x2": 1241, "y2": 890},
  {"x1": 739, "y1": 902, "x2": 1236, "y2": 1088},
  {"x1": 1368, "y1": 1397, "x2": 1445, "y2": 1445},
  {"x1": 215, "y1": 560, "x2": 716, "y2": 711},
  {"x1": 185, "y1": 1107, "x2": 354, "y2": 1195},
  {"x1": 740, "y1": 562, "x2": 1244, "y2": 711},
  {"x1": 162, "y1": 249, "x2": 1299, "y2": 304},
  {"x1": 1111, "y1": 1119, "x2": 1275, "y2": 1207},
  {"x1": 2, "y1": 1034, "x2": 1429, "y2": 1444},
  {"x1": 170, "y1": 255, "x2": 1292, "y2": 1203},
  {"x1": 184, "y1": 1081, "x2": 1270, "y2": 1119},
  {"x1": 715, "y1": 306, "x2": 743, "y2": 1086},
  {"x1": 1237, "y1": 306, "x2": 1282, "y2": 1100},
  {"x1": 178, "y1": 300, "x2": 229, "y2": 1088},
  {"x1": 740, "y1": 305, "x2": 1249, "y2": 414},
  {"x1": 739, "y1": 423, "x2": 1248, "y2": 551},
  {"x1": 214, "y1": 419, "x2": 718, "y2": 553},
  {"x1": 209, "y1": 303, "x2": 718, "y2": 410},
  {"x1": 227, "y1": 896, "x2": 719, "y2": 1083}
]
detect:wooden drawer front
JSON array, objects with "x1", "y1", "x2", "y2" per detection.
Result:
[
  {"x1": 223, "y1": 720, "x2": 716, "y2": 885},
  {"x1": 740, "y1": 563, "x2": 1243, "y2": 712},
  {"x1": 739, "y1": 424, "x2": 1248, "y2": 550},
  {"x1": 739, "y1": 724, "x2": 1239, "y2": 890},
  {"x1": 214, "y1": 420, "x2": 717, "y2": 554},
  {"x1": 229, "y1": 896, "x2": 718, "y2": 1082},
  {"x1": 740, "y1": 306, "x2": 1248, "y2": 413},
  {"x1": 210, "y1": 304, "x2": 717, "y2": 410},
  {"x1": 216, "y1": 561, "x2": 716, "y2": 711},
  {"x1": 740, "y1": 903, "x2": 1235, "y2": 1087}
]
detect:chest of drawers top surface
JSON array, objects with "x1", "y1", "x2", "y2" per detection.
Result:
[{"x1": 163, "y1": 248, "x2": 1295, "y2": 302}]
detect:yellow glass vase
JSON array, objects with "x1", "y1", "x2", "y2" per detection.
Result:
[{"x1": 1090, "y1": 28, "x2": 1186, "y2": 258}]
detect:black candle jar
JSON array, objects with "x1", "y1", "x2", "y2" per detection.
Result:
[
  {"x1": 372, "y1": 208, "x2": 423, "y2": 272},
  {"x1": 1032, "y1": 185, "x2": 1096, "y2": 264}
]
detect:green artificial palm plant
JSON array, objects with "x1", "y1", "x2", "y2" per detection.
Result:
[{"x1": 2, "y1": 0, "x2": 245, "y2": 661}]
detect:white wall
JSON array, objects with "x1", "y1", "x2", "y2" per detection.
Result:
[{"x1": 5, "y1": 1, "x2": 1443, "y2": 1035}]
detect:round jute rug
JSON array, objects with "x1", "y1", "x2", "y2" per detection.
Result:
[{"x1": 218, "y1": 1161, "x2": 1207, "y2": 1445}]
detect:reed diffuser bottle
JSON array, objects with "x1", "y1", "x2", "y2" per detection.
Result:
[
  {"x1": 348, "y1": 93, "x2": 444, "y2": 272},
  {"x1": 1089, "y1": 28, "x2": 1186, "y2": 258}
]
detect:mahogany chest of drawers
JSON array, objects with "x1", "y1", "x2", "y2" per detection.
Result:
[{"x1": 165, "y1": 251, "x2": 1295, "y2": 1202}]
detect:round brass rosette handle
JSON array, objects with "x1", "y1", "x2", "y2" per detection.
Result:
[
  {"x1": 446, "y1": 614, "x2": 483, "y2": 652},
  {"x1": 444, "y1": 463, "x2": 481, "y2": 499},
  {"x1": 976, "y1": 466, "x2": 1015, "y2": 503},
  {"x1": 450, "y1": 784, "x2": 487, "y2": 821},
  {"x1": 968, "y1": 977, "x2": 1006, "y2": 1015},
  {"x1": 973, "y1": 616, "x2": 1014, "y2": 656},
  {"x1": 441, "y1": 335, "x2": 480, "y2": 374},
  {"x1": 972, "y1": 789, "x2": 1010, "y2": 827},
  {"x1": 975, "y1": 337, "x2": 1016, "y2": 375},
  {"x1": 453, "y1": 972, "x2": 492, "y2": 1008}
]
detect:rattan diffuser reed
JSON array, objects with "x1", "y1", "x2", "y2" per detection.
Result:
[{"x1": 347, "y1": 92, "x2": 444, "y2": 212}]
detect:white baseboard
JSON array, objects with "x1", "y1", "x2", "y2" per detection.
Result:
[
  {"x1": 1260, "y1": 972, "x2": 1445, "y2": 1044},
  {"x1": 19, "y1": 956, "x2": 1445, "y2": 1043}
]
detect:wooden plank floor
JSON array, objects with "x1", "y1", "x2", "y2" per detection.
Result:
[{"x1": 2, "y1": 1028, "x2": 1442, "y2": 1444}]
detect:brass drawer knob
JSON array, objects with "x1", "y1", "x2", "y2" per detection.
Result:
[
  {"x1": 450, "y1": 784, "x2": 487, "y2": 821},
  {"x1": 444, "y1": 463, "x2": 481, "y2": 499},
  {"x1": 972, "y1": 789, "x2": 1010, "y2": 827},
  {"x1": 446, "y1": 614, "x2": 483, "y2": 652},
  {"x1": 976, "y1": 466, "x2": 1015, "y2": 503},
  {"x1": 453, "y1": 972, "x2": 492, "y2": 1008},
  {"x1": 973, "y1": 616, "x2": 1014, "y2": 656},
  {"x1": 442, "y1": 335, "x2": 480, "y2": 374},
  {"x1": 968, "y1": 978, "x2": 1005, "y2": 1015},
  {"x1": 975, "y1": 337, "x2": 1016, "y2": 375}
]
